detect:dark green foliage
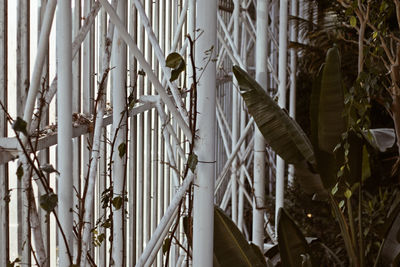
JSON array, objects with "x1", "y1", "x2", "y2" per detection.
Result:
[
  {"x1": 277, "y1": 208, "x2": 314, "y2": 267},
  {"x1": 166, "y1": 52, "x2": 186, "y2": 82},
  {"x1": 39, "y1": 192, "x2": 58, "y2": 212},
  {"x1": 13, "y1": 116, "x2": 28, "y2": 136},
  {"x1": 213, "y1": 206, "x2": 267, "y2": 267}
]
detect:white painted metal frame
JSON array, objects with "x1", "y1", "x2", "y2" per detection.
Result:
[{"x1": 0, "y1": 0, "x2": 298, "y2": 265}]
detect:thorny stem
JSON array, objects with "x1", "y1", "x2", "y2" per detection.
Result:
[
  {"x1": 164, "y1": 34, "x2": 198, "y2": 267},
  {"x1": 0, "y1": 97, "x2": 74, "y2": 264}
]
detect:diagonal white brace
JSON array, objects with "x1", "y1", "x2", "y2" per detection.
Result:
[{"x1": 98, "y1": 0, "x2": 192, "y2": 140}]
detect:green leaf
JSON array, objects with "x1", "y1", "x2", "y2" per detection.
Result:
[
  {"x1": 344, "y1": 189, "x2": 352, "y2": 199},
  {"x1": 318, "y1": 46, "x2": 346, "y2": 153},
  {"x1": 39, "y1": 192, "x2": 58, "y2": 212},
  {"x1": 310, "y1": 70, "x2": 337, "y2": 191},
  {"x1": 112, "y1": 196, "x2": 124, "y2": 210},
  {"x1": 233, "y1": 65, "x2": 330, "y2": 197},
  {"x1": 232, "y1": 65, "x2": 315, "y2": 166},
  {"x1": 166, "y1": 52, "x2": 186, "y2": 82},
  {"x1": 214, "y1": 206, "x2": 267, "y2": 267},
  {"x1": 162, "y1": 237, "x2": 171, "y2": 255},
  {"x1": 16, "y1": 164, "x2": 24, "y2": 180},
  {"x1": 277, "y1": 208, "x2": 314, "y2": 267},
  {"x1": 40, "y1": 163, "x2": 60, "y2": 175},
  {"x1": 13, "y1": 116, "x2": 28, "y2": 136},
  {"x1": 118, "y1": 142, "x2": 126, "y2": 158},
  {"x1": 187, "y1": 153, "x2": 198, "y2": 173},
  {"x1": 166, "y1": 52, "x2": 184, "y2": 68},
  {"x1": 350, "y1": 16, "x2": 357, "y2": 27}
]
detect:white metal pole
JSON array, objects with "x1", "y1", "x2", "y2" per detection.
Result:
[
  {"x1": 57, "y1": 0, "x2": 73, "y2": 266},
  {"x1": 17, "y1": 0, "x2": 31, "y2": 264},
  {"x1": 253, "y1": 0, "x2": 268, "y2": 248},
  {"x1": 72, "y1": 0, "x2": 81, "y2": 261},
  {"x1": 0, "y1": 1, "x2": 8, "y2": 265},
  {"x1": 276, "y1": 0, "x2": 289, "y2": 229},
  {"x1": 111, "y1": 0, "x2": 127, "y2": 265},
  {"x1": 192, "y1": 0, "x2": 217, "y2": 265},
  {"x1": 231, "y1": 0, "x2": 240, "y2": 224},
  {"x1": 288, "y1": 0, "x2": 298, "y2": 185},
  {"x1": 23, "y1": 0, "x2": 56, "y2": 130},
  {"x1": 82, "y1": 0, "x2": 94, "y2": 258},
  {"x1": 128, "y1": 1, "x2": 138, "y2": 264}
]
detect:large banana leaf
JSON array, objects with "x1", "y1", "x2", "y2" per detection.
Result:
[
  {"x1": 318, "y1": 46, "x2": 346, "y2": 153},
  {"x1": 233, "y1": 66, "x2": 315, "y2": 166},
  {"x1": 277, "y1": 208, "x2": 314, "y2": 267},
  {"x1": 309, "y1": 67, "x2": 337, "y2": 190},
  {"x1": 214, "y1": 206, "x2": 267, "y2": 267}
]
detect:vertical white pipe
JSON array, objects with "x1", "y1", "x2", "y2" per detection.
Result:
[
  {"x1": 253, "y1": 0, "x2": 268, "y2": 249},
  {"x1": 82, "y1": 0, "x2": 94, "y2": 257},
  {"x1": 72, "y1": 0, "x2": 81, "y2": 261},
  {"x1": 23, "y1": 0, "x2": 56, "y2": 130},
  {"x1": 137, "y1": 0, "x2": 145, "y2": 257},
  {"x1": 276, "y1": 0, "x2": 289, "y2": 228},
  {"x1": 192, "y1": 0, "x2": 217, "y2": 266},
  {"x1": 231, "y1": 0, "x2": 240, "y2": 224},
  {"x1": 37, "y1": 1, "x2": 51, "y2": 263},
  {"x1": 128, "y1": 0, "x2": 138, "y2": 264},
  {"x1": 57, "y1": 0, "x2": 73, "y2": 266},
  {"x1": 151, "y1": 3, "x2": 159, "y2": 263},
  {"x1": 111, "y1": 0, "x2": 127, "y2": 265},
  {"x1": 238, "y1": 4, "x2": 247, "y2": 231},
  {"x1": 288, "y1": 0, "x2": 298, "y2": 185},
  {"x1": 17, "y1": 0, "x2": 31, "y2": 265},
  {"x1": 0, "y1": 1, "x2": 8, "y2": 265},
  {"x1": 144, "y1": 0, "x2": 152, "y2": 247}
]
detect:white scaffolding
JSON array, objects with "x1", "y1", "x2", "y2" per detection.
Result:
[{"x1": 0, "y1": 0, "x2": 299, "y2": 266}]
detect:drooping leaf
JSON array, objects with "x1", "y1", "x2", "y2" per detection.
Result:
[
  {"x1": 187, "y1": 153, "x2": 198, "y2": 173},
  {"x1": 363, "y1": 128, "x2": 395, "y2": 152},
  {"x1": 166, "y1": 52, "x2": 184, "y2": 68},
  {"x1": 40, "y1": 163, "x2": 60, "y2": 175},
  {"x1": 13, "y1": 117, "x2": 28, "y2": 136},
  {"x1": 112, "y1": 196, "x2": 124, "y2": 210},
  {"x1": 118, "y1": 142, "x2": 126, "y2": 158},
  {"x1": 318, "y1": 46, "x2": 346, "y2": 153},
  {"x1": 233, "y1": 65, "x2": 315, "y2": 166},
  {"x1": 166, "y1": 52, "x2": 186, "y2": 82},
  {"x1": 16, "y1": 164, "x2": 24, "y2": 180},
  {"x1": 39, "y1": 192, "x2": 58, "y2": 212},
  {"x1": 214, "y1": 206, "x2": 267, "y2": 267},
  {"x1": 277, "y1": 208, "x2": 314, "y2": 267},
  {"x1": 309, "y1": 69, "x2": 337, "y2": 191},
  {"x1": 162, "y1": 237, "x2": 171, "y2": 255}
]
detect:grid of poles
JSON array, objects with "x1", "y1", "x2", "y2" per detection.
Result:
[{"x1": 0, "y1": 0, "x2": 308, "y2": 266}]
